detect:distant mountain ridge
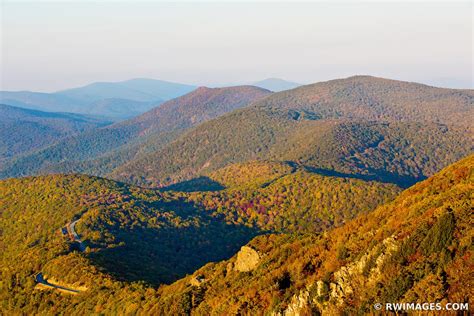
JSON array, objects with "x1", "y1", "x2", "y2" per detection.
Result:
[
  {"x1": 0, "y1": 77, "x2": 302, "y2": 117},
  {"x1": 0, "y1": 78, "x2": 197, "y2": 119},
  {"x1": 56, "y1": 78, "x2": 196, "y2": 103},
  {"x1": 0, "y1": 104, "x2": 111, "y2": 165}
]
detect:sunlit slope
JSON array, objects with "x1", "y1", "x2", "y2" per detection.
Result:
[{"x1": 153, "y1": 154, "x2": 473, "y2": 315}]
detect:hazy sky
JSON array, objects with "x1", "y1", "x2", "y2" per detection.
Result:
[{"x1": 1, "y1": 1, "x2": 472, "y2": 91}]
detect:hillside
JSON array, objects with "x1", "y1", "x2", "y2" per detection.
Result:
[
  {"x1": 151, "y1": 154, "x2": 474, "y2": 315},
  {"x1": 0, "y1": 104, "x2": 111, "y2": 165},
  {"x1": 0, "y1": 161, "x2": 399, "y2": 314},
  {"x1": 0, "y1": 86, "x2": 272, "y2": 179},
  {"x1": 0, "y1": 174, "x2": 256, "y2": 305},
  {"x1": 184, "y1": 161, "x2": 401, "y2": 233},
  {"x1": 113, "y1": 117, "x2": 470, "y2": 188},
  {"x1": 251, "y1": 75, "x2": 474, "y2": 127},
  {"x1": 111, "y1": 76, "x2": 473, "y2": 188}
]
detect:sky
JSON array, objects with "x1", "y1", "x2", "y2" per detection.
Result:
[{"x1": 1, "y1": 1, "x2": 472, "y2": 91}]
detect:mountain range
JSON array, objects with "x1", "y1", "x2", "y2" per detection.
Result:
[
  {"x1": 0, "y1": 85, "x2": 271, "y2": 179},
  {"x1": 0, "y1": 78, "x2": 196, "y2": 119},
  {"x1": 0, "y1": 75, "x2": 472, "y2": 315},
  {"x1": 0, "y1": 78, "x2": 299, "y2": 120},
  {"x1": 111, "y1": 76, "x2": 472, "y2": 188},
  {"x1": 1, "y1": 76, "x2": 471, "y2": 188}
]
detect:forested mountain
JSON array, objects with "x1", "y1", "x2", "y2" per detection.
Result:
[
  {"x1": 252, "y1": 78, "x2": 301, "y2": 92},
  {"x1": 0, "y1": 86, "x2": 272, "y2": 179},
  {"x1": 153, "y1": 154, "x2": 473, "y2": 315},
  {"x1": 0, "y1": 104, "x2": 111, "y2": 166},
  {"x1": 111, "y1": 76, "x2": 473, "y2": 188},
  {"x1": 0, "y1": 158, "x2": 400, "y2": 313},
  {"x1": 250, "y1": 75, "x2": 473, "y2": 127},
  {"x1": 113, "y1": 118, "x2": 470, "y2": 188},
  {"x1": 0, "y1": 152, "x2": 471, "y2": 314}
]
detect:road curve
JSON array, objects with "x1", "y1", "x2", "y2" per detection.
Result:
[
  {"x1": 35, "y1": 273, "x2": 80, "y2": 294},
  {"x1": 68, "y1": 219, "x2": 86, "y2": 252},
  {"x1": 34, "y1": 218, "x2": 87, "y2": 293}
]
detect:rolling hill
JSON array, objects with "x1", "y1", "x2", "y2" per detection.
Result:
[
  {"x1": 183, "y1": 160, "x2": 401, "y2": 233},
  {"x1": 0, "y1": 86, "x2": 272, "y2": 179},
  {"x1": 0, "y1": 104, "x2": 111, "y2": 166},
  {"x1": 249, "y1": 75, "x2": 473, "y2": 127}
]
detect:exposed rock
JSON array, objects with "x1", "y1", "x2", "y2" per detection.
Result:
[
  {"x1": 226, "y1": 262, "x2": 234, "y2": 274},
  {"x1": 316, "y1": 280, "x2": 328, "y2": 298},
  {"x1": 234, "y1": 246, "x2": 260, "y2": 272},
  {"x1": 283, "y1": 290, "x2": 311, "y2": 316},
  {"x1": 189, "y1": 275, "x2": 205, "y2": 287},
  {"x1": 276, "y1": 236, "x2": 401, "y2": 315},
  {"x1": 328, "y1": 235, "x2": 399, "y2": 306},
  {"x1": 271, "y1": 289, "x2": 312, "y2": 316}
]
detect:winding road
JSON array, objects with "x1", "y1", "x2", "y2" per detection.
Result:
[
  {"x1": 34, "y1": 219, "x2": 86, "y2": 294},
  {"x1": 68, "y1": 220, "x2": 86, "y2": 252},
  {"x1": 35, "y1": 273, "x2": 81, "y2": 294}
]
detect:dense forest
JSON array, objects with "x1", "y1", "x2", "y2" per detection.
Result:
[
  {"x1": 142, "y1": 154, "x2": 474, "y2": 314},
  {"x1": 1, "y1": 153, "x2": 471, "y2": 314},
  {"x1": 113, "y1": 117, "x2": 470, "y2": 188}
]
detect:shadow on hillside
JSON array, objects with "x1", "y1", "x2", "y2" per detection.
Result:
[
  {"x1": 85, "y1": 197, "x2": 261, "y2": 286},
  {"x1": 304, "y1": 166, "x2": 424, "y2": 188},
  {"x1": 162, "y1": 176, "x2": 226, "y2": 192}
]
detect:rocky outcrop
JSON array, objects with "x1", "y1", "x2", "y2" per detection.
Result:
[
  {"x1": 281, "y1": 290, "x2": 312, "y2": 316},
  {"x1": 329, "y1": 235, "x2": 399, "y2": 305},
  {"x1": 234, "y1": 246, "x2": 260, "y2": 272},
  {"x1": 275, "y1": 235, "x2": 400, "y2": 315},
  {"x1": 189, "y1": 275, "x2": 205, "y2": 287}
]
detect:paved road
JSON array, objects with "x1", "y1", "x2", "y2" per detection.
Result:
[
  {"x1": 35, "y1": 273, "x2": 80, "y2": 294},
  {"x1": 68, "y1": 220, "x2": 86, "y2": 252},
  {"x1": 34, "y1": 218, "x2": 86, "y2": 293}
]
